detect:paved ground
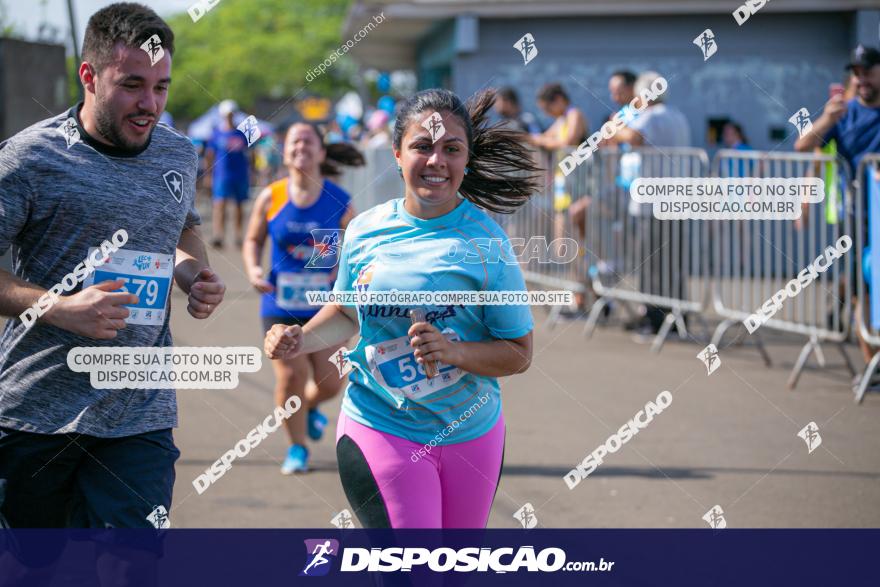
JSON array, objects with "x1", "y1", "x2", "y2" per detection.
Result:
[{"x1": 165, "y1": 224, "x2": 880, "y2": 529}]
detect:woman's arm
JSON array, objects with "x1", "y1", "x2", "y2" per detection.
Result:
[
  {"x1": 242, "y1": 187, "x2": 273, "y2": 293},
  {"x1": 408, "y1": 322, "x2": 532, "y2": 377},
  {"x1": 265, "y1": 302, "x2": 358, "y2": 360}
]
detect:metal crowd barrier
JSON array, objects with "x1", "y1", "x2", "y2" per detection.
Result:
[
  {"x1": 338, "y1": 145, "x2": 863, "y2": 397},
  {"x1": 854, "y1": 154, "x2": 880, "y2": 402},
  {"x1": 710, "y1": 150, "x2": 854, "y2": 390},
  {"x1": 581, "y1": 147, "x2": 711, "y2": 352},
  {"x1": 494, "y1": 148, "x2": 592, "y2": 312}
]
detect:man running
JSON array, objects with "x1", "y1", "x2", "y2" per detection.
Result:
[{"x1": 0, "y1": 0, "x2": 224, "y2": 574}]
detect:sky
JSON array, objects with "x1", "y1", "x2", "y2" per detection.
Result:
[{"x1": 4, "y1": 0, "x2": 193, "y2": 52}]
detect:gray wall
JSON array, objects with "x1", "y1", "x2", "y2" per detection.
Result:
[
  {"x1": 455, "y1": 12, "x2": 856, "y2": 151},
  {"x1": 0, "y1": 38, "x2": 68, "y2": 140}
]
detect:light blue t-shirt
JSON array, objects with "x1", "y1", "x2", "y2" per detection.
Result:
[{"x1": 333, "y1": 198, "x2": 533, "y2": 445}]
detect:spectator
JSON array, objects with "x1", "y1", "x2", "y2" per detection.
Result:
[
  {"x1": 722, "y1": 121, "x2": 752, "y2": 150},
  {"x1": 531, "y1": 83, "x2": 588, "y2": 149},
  {"x1": 794, "y1": 45, "x2": 880, "y2": 173},
  {"x1": 205, "y1": 99, "x2": 251, "y2": 249},
  {"x1": 614, "y1": 71, "x2": 691, "y2": 148},
  {"x1": 493, "y1": 87, "x2": 542, "y2": 134},
  {"x1": 795, "y1": 45, "x2": 880, "y2": 366},
  {"x1": 615, "y1": 71, "x2": 691, "y2": 337},
  {"x1": 722, "y1": 121, "x2": 754, "y2": 177},
  {"x1": 568, "y1": 71, "x2": 639, "y2": 316},
  {"x1": 572, "y1": 70, "x2": 640, "y2": 236},
  {"x1": 608, "y1": 70, "x2": 638, "y2": 125}
]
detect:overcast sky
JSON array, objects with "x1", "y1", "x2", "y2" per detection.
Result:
[{"x1": 4, "y1": 0, "x2": 193, "y2": 51}]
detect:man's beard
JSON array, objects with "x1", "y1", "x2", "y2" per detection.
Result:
[
  {"x1": 94, "y1": 94, "x2": 153, "y2": 152},
  {"x1": 860, "y1": 84, "x2": 879, "y2": 105}
]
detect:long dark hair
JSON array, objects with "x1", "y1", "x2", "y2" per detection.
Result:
[
  {"x1": 286, "y1": 122, "x2": 365, "y2": 177},
  {"x1": 392, "y1": 89, "x2": 543, "y2": 213}
]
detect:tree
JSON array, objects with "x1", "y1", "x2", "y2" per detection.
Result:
[{"x1": 164, "y1": 0, "x2": 353, "y2": 120}]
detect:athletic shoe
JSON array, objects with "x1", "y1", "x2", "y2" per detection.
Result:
[
  {"x1": 280, "y1": 444, "x2": 309, "y2": 475},
  {"x1": 307, "y1": 408, "x2": 328, "y2": 441}
]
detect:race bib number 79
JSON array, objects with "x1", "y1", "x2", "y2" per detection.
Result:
[{"x1": 83, "y1": 248, "x2": 173, "y2": 326}]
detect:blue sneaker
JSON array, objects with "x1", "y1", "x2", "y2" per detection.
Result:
[
  {"x1": 280, "y1": 444, "x2": 309, "y2": 475},
  {"x1": 307, "y1": 408, "x2": 328, "y2": 441}
]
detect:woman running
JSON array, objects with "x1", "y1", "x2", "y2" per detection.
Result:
[
  {"x1": 264, "y1": 89, "x2": 541, "y2": 527},
  {"x1": 244, "y1": 122, "x2": 361, "y2": 474}
]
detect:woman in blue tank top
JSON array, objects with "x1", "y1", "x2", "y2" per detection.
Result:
[{"x1": 243, "y1": 122, "x2": 362, "y2": 473}]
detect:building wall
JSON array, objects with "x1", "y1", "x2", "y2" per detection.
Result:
[
  {"x1": 452, "y1": 12, "x2": 859, "y2": 152},
  {"x1": 0, "y1": 39, "x2": 68, "y2": 141}
]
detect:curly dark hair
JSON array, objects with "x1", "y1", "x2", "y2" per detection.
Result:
[
  {"x1": 392, "y1": 88, "x2": 543, "y2": 213},
  {"x1": 82, "y1": 2, "x2": 174, "y2": 72}
]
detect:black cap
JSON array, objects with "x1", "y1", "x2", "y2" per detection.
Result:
[{"x1": 847, "y1": 45, "x2": 880, "y2": 70}]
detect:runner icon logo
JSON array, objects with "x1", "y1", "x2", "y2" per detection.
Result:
[
  {"x1": 422, "y1": 112, "x2": 445, "y2": 144},
  {"x1": 797, "y1": 422, "x2": 822, "y2": 454},
  {"x1": 693, "y1": 29, "x2": 717, "y2": 61},
  {"x1": 163, "y1": 170, "x2": 184, "y2": 203},
  {"x1": 789, "y1": 108, "x2": 812, "y2": 139},
  {"x1": 140, "y1": 34, "x2": 164, "y2": 66},
  {"x1": 697, "y1": 344, "x2": 721, "y2": 375},
  {"x1": 330, "y1": 509, "x2": 356, "y2": 529},
  {"x1": 328, "y1": 347, "x2": 353, "y2": 378},
  {"x1": 301, "y1": 539, "x2": 339, "y2": 576},
  {"x1": 237, "y1": 115, "x2": 261, "y2": 147},
  {"x1": 702, "y1": 505, "x2": 726, "y2": 529},
  {"x1": 58, "y1": 117, "x2": 81, "y2": 149},
  {"x1": 514, "y1": 503, "x2": 538, "y2": 528},
  {"x1": 146, "y1": 505, "x2": 170, "y2": 529},
  {"x1": 514, "y1": 33, "x2": 538, "y2": 65}
]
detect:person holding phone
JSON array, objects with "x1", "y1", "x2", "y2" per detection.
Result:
[
  {"x1": 264, "y1": 88, "x2": 541, "y2": 528},
  {"x1": 794, "y1": 45, "x2": 880, "y2": 170}
]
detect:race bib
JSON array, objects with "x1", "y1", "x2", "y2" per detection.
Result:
[
  {"x1": 276, "y1": 271, "x2": 332, "y2": 311},
  {"x1": 83, "y1": 248, "x2": 173, "y2": 326},
  {"x1": 365, "y1": 329, "x2": 464, "y2": 403}
]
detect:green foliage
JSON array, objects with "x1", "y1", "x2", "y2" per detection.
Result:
[{"x1": 164, "y1": 0, "x2": 353, "y2": 120}]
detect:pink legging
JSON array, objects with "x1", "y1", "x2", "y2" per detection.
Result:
[{"x1": 335, "y1": 411, "x2": 505, "y2": 528}]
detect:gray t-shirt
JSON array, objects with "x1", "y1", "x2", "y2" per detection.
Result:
[
  {"x1": 629, "y1": 104, "x2": 692, "y2": 147},
  {"x1": 0, "y1": 104, "x2": 200, "y2": 437}
]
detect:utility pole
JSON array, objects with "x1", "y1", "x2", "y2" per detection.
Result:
[{"x1": 66, "y1": 0, "x2": 81, "y2": 101}]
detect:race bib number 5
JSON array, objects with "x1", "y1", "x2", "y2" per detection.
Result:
[
  {"x1": 365, "y1": 329, "x2": 464, "y2": 402},
  {"x1": 83, "y1": 248, "x2": 173, "y2": 326}
]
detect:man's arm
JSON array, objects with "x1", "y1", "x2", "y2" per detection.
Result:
[
  {"x1": 795, "y1": 96, "x2": 846, "y2": 152},
  {"x1": 0, "y1": 268, "x2": 136, "y2": 339},
  {"x1": 614, "y1": 126, "x2": 644, "y2": 146},
  {"x1": 175, "y1": 226, "x2": 226, "y2": 319},
  {"x1": 0, "y1": 268, "x2": 52, "y2": 318}
]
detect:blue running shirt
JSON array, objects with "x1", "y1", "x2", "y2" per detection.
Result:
[{"x1": 333, "y1": 198, "x2": 534, "y2": 445}]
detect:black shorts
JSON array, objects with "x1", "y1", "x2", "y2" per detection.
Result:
[
  {"x1": 0, "y1": 427, "x2": 178, "y2": 561},
  {"x1": 261, "y1": 315, "x2": 311, "y2": 335}
]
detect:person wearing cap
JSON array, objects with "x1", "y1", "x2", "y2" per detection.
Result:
[
  {"x1": 205, "y1": 99, "x2": 252, "y2": 248},
  {"x1": 796, "y1": 46, "x2": 880, "y2": 368},
  {"x1": 795, "y1": 45, "x2": 880, "y2": 170}
]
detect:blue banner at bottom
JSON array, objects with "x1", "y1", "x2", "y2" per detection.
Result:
[{"x1": 0, "y1": 529, "x2": 876, "y2": 586}]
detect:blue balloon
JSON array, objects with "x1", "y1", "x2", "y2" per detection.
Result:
[
  {"x1": 378, "y1": 95, "x2": 396, "y2": 114},
  {"x1": 377, "y1": 73, "x2": 391, "y2": 93}
]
